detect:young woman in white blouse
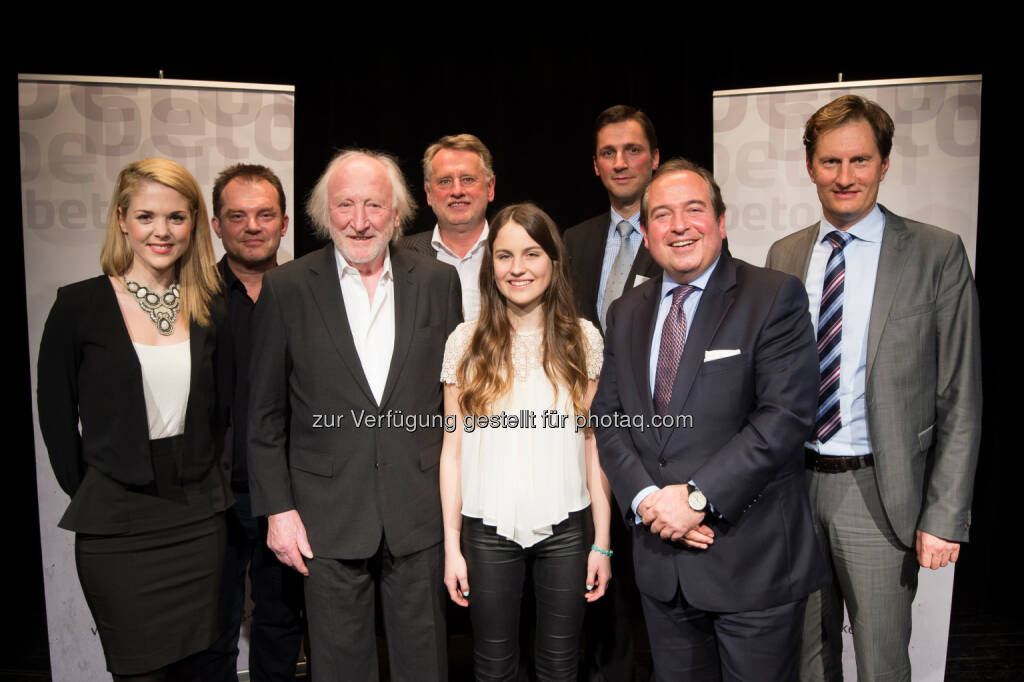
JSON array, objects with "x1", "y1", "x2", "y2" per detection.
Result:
[
  {"x1": 38, "y1": 158, "x2": 229, "y2": 681},
  {"x1": 440, "y1": 202, "x2": 613, "y2": 680}
]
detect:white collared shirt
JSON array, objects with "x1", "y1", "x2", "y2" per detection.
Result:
[
  {"x1": 335, "y1": 247, "x2": 395, "y2": 405},
  {"x1": 804, "y1": 205, "x2": 885, "y2": 456},
  {"x1": 431, "y1": 222, "x2": 488, "y2": 321}
]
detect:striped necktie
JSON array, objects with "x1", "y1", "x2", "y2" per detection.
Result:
[{"x1": 816, "y1": 230, "x2": 852, "y2": 443}]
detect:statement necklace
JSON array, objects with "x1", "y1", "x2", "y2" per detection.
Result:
[{"x1": 124, "y1": 279, "x2": 180, "y2": 336}]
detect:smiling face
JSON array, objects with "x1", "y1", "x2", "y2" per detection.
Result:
[
  {"x1": 118, "y1": 181, "x2": 193, "y2": 285},
  {"x1": 492, "y1": 220, "x2": 553, "y2": 318},
  {"x1": 807, "y1": 118, "x2": 890, "y2": 230},
  {"x1": 593, "y1": 119, "x2": 660, "y2": 214},
  {"x1": 212, "y1": 177, "x2": 288, "y2": 270},
  {"x1": 327, "y1": 156, "x2": 398, "y2": 268},
  {"x1": 643, "y1": 170, "x2": 725, "y2": 284},
  {"x1": 425, "y1": 148, "x2": 494, "y2": 233}
]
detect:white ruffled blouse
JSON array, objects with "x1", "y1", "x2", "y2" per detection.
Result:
[{"x1": 441, "y1": 319, "x2": 603, "y2": 547}]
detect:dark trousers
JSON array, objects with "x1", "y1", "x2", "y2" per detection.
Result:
[
  {"x1": 199, "y1": 492, "x2": 305, "y2": 681},
  {"x1": 462, "y1": 513, "x2": 587, "y2": 682},
  {"x1": 641, "y1": 589, "x2": 806, "y2": 682},
  {"x1": 581, "y1": 498, "x2": 645, "y2": 682},
  {"x1": 304, "y1": 538, "x2": 447, "y2": 682}
]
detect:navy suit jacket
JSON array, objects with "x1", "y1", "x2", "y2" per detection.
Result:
[{"x1": 592, "y1": 253, "x2": 828, "y2": 612}]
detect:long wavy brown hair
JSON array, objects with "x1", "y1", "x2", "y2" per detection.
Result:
[{"x1": 457, "y1": 203, "x2": 590, "y2": 417}]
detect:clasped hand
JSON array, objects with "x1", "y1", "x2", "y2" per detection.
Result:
[{"x1": 638, "y1": 485, "x2": 715, "y2": 550}]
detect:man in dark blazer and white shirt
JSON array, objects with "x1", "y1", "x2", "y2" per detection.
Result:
[
  {"x1": 399, "y1": 133, "x2": 494, "y2": 321},
  {"x1": 593, "y1": 158, "x2": 828, "y2": 681},
  {"x1": 565, "y1": 105, "x2": 662, "y2": 333},
  {"x1": 766, "y1": 95, "x2": 982, "y2": 681},
  {"x1": 247, "y1": 150, "x2": 462, "y2": 681}
]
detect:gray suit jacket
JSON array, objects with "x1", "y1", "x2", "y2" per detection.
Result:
[
  {"x1": 765, "y1": 205, "x2": 982, "y2": 548},
  {"x1": 247, "y1": 244, "x2": 462, "y2": 559}
]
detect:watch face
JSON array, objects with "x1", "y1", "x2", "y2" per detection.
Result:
[{"x1": 689, "y1": 488, "x2": 707, "y2": 511}]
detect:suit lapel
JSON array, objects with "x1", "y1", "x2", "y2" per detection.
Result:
[
  {"x1": 866, "y1": 207, "x2": 909, "y2": 381},
  {"x1": 307, "y1": 244, "x2": 377, "y2": 405},
  {"x1": 658, "y1": 257, "x2": 737, "y2": 451},
  {"x1": 791, "y1": 224, "x2": 820, "y2": 282},
  {"x1": 629, "y1": 276, "x2": 661, "y2": 453},
  {"x1": 379, "y1": 248, "x2": 417, "y2": 408},
  {"x1": 583, "y1": 213, "x2": 612, "y2": 315},
  {"x1": 186, "y1": 315, "x2": 207, "y2": 415}
]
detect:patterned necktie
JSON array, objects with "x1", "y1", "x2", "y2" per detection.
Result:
[
  {"x1": 816, "y1": 230, "x2": 853, "y2": 443},
  {"x1": 654, "y1": 285, "x2": 696, "y2": 415},
  {"x1": 601, "y1": 221, "x2": 636, "y2": 331}
]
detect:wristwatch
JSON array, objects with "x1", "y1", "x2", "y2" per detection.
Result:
[{"x1": 686, "y1": 483, "x2": 707, "y2": 513}]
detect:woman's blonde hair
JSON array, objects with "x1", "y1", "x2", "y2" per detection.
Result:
[
  {"x1": 100, "y1": 158, "x2": 220, "y2": 325},
  {"x1": 457, "y1": 202, "x2": 589, "y2": 417}
]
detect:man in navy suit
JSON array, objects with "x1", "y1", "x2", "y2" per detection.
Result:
[
  {"x1": 593, "y1": 158, "x2": 828, "y2": 681},
  {"x1": 565, "y1": 104, "x2": 662, "y2": 333},
  {"x1": 564, "y1": 105, "x2": 662, "y2": 681}
]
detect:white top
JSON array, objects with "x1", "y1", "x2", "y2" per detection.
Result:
[
  {"x1": 442, "y1": 319, "x2": 603, "y2": 547},
  {"x1": 431, "y1": 223, "x2": 488, "y2": 322},
  {"x1": 335, "y1": 247, "x2": 395, "y2": 405},
  {"x1": 132, "y1": 339, "x2": 191, "y2": 439}
]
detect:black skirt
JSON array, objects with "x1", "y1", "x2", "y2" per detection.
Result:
[{"x1": 68, "y1": 436, "x2": 230, "y2": 675}]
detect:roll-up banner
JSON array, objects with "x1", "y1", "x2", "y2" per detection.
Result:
[
  {"x1": 20, "y1": 73, "x2": 296, "y2": 681},
  {"x1": 714, "y1": 75, "x2": 981, "y2": 681}
]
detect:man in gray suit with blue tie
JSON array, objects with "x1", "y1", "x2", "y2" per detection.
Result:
[{"x1": 766, "y1": 95, "x2": 982, "y2": 681}]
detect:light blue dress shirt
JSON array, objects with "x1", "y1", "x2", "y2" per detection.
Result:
[
  {"x1": 595, "y1": 208, "x2": 644, "y2": 317},
  {"x1": 805, "y1": 205, "x2": 885, "y2": 456},
  {"x1": 630, "y1": 257, "x2": 721, "y2": 518}
]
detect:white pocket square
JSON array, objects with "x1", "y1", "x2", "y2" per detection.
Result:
[
  {"x1": 633, "y1": 275, "x2": 650, "y2": 287},
  {"x1": 704, "y1": 349, "x2": 741, "y2": 362}
]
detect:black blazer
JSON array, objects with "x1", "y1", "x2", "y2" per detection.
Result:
[
  {"x1": 247, "y1": 245, "x2": 462, "y2": 559},
  {"x1": 37, "y1": 275, "x2": 227, "y2": 496},
  {"x1": 398, "y1": 230, "x2": 435, "y2": 258},
  {"x1": 592, "y1": 254, "x2": 828, "y2": 612},
  {"x1": 563, "y1": 212, "x2": 659, "y2": 331}
]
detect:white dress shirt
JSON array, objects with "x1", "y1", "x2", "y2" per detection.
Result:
[
  {"x1": 335, "y1": 247, "x2": 395, "y2": 405},
  {"x1": 431, "y1": 223, "x2": 488, "y2": 322},
  {"x1": 804, "y1": 205, "x2": 884, "y2": 456}
]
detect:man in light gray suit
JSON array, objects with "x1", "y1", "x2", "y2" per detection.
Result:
[{"x1": 766, "y1": 94, "x2": 981, "y2": 681}]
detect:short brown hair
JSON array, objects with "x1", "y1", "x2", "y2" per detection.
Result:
[
  {"x1": 212, "y1": 164, "x2": 286, "y2": 218},
  {"x1": 640, "y1": 158, "x2": 726, "y2": 227},
  {"x1": 593, "y1": 105, "x2": 658, "y2": 155},
  {"x1": 422, "y1": 134, "x2": 494, "y2": 185},
  {"x1": 804, "y1": 95, "x2": 895, "y2": 160}
]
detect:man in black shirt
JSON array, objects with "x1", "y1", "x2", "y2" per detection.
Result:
[{"x1": 200, "y1": 164, "x2": 303, "y2": 681}]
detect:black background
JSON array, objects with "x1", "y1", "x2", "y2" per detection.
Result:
[{"x1": 7, "y1": 29, "x2": 1013, "y2": 671}]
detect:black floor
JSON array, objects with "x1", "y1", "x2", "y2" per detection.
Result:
[{"x1": 6, "y1": 612, "x2": 1021, "y2": 681}]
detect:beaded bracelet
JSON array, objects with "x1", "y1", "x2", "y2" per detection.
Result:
[{"x1": 591, "y1": 544, "x2": 613, "y2": 557}]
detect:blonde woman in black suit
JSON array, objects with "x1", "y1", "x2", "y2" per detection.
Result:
[{"x1": 38, "y1": 158, "x2": 230, "y2": 681}]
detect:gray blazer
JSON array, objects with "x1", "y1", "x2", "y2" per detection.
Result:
[
  {"x1": 247, "y1": 244, "x2": 462, "y2": 559},
  {"x1": 765, "y1": 205, "x2": 982, "y2": 548}
]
